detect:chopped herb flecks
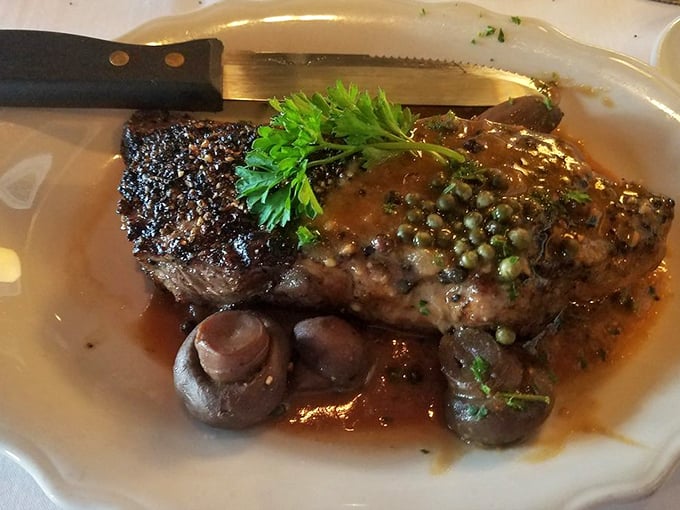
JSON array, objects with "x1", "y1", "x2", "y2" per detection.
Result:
[
  {"x1": 497, "y1": 28, "x2": 505, "y2": 43},
  {"x1": 479, "y1": 25, "x2": 497, "y2": 37},
  {"x1": 470, "y1": 354, "x2": 551, "y2": 409},
  {"x1": 562, "y1": 189, "x2": 592, "y2": 204}
]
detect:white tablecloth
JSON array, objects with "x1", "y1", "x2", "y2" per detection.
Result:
[{"x1": 1, "y1": 1, "x2": 679, "y2": 508}]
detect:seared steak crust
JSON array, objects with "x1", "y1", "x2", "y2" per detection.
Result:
[
  {"x1": 118, "y1": 111, "x2": 296, "y2": 305},
  {"x1": 118, "y1": 110, "x2": 674, "y2": 336}
]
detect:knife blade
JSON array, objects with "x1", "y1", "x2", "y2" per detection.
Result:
[
  {"x1": 223, "y1": 52, "x2": 542, "y2": 107},
  {"x1": 0, "y1": 30, "x2": 542, "y2": 111}
]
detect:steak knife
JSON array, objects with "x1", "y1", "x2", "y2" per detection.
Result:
[{"x1": 0, "y1": 30, "x2": 543, "y2": 111}]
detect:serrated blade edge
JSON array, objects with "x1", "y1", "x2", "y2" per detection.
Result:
[{"x1": 223, "y1": 52, "x2": 542, "y2": 106}]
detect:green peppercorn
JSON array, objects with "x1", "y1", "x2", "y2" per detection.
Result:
[
  {"x1": 477, "y1": 243, "x2": 496, "y2": 260},
  {"x1": 498, "y1": 256, "x2": 522, "y2": 280},
  {"x1": 476, "y1": 190, "x2": 496, "y2": 209},
  {"x1": 508, "y1": 227, "x2": 531, "y2": 250},
  {"x1": 495, "y1": 326, "x2": 516, "y2": 345},
  {"x1": 459, "y1": 250, "x2": 479, "y2": 269},
  {"x1": 492, "y1": 203, "x2": 514, "y2": 222},
  {"x1": 422, "y1": 200, "x2": 436, "y2": 213},
  {"x1": 463, "y1": 211, "x2": 483, "y2": 230},
  {"x1": 405, "y1": 193, "x2": 421, "y2": 206},
  {"x1": 454, "y1": 181, "x2": 473, "y2": 201},
  {"x1": 406, "y1": 208, "x2": 425, "y2": 224},
  {"x1": 397, "y1": 223, "x2": 416, "y2": 242},
  {"x1": 426, "y1": 213, "x2": 444, "y2": 230},
  {"x1": 489, "y1": 170, "x2": 509, "y2": 190},
  {"x1": 454, "y1": 239, "x2": 471, "y2": 256},
  {"x1": 468, "y1": 227, "x2": 486, "y2": 246},
  {"x1": 430, "y1": 171, "x2": 448, "y2": 189},
  {"x1": 413, "y1": 231, "x2": 434, "y2": 247},
  {"x1": 437, "y1": 193, "x2": 457, "y2": 212}
]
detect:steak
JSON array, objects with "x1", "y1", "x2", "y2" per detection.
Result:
[
  {"x1": 118, "y1": 112, "x2": 297, "y2": 305},
  {"x1": 118, "y1": 107, "x2": 674, "y2": 337}
]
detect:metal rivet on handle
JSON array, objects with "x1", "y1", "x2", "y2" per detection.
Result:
[
  {"x1": 164, "y1": 52, "x2": 185, "y2": 68},
  {"x1": 109, "y1": 50, "x2": 130, "y2": 67}
]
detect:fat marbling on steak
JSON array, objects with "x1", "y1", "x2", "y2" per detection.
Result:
[{"x1": 118, "y1": 106, "x2": 674, "y2": 337}]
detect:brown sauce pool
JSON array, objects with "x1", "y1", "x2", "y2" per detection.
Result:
[{"x1": 136, "y1": 263, "x2": 669, "y2": 458}]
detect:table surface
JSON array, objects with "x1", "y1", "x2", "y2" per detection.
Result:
[{"x1": 1, "y1": 1, "x2": 680, "y2": 509}]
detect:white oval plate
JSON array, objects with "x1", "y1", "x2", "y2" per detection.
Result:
[
  {"x1": 653, "y1": 15, "x2": 680, "y2": 84},
  {"x1": 2, "y1": 1, "x2": 680, "y2": 509}
]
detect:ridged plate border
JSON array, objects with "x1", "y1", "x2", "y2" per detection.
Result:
[{"x1": 1, "y1": 1, "x2": 680, "y2": 509}]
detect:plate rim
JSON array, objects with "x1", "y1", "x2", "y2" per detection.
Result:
[{"x1": 2, "y1": 1, "x2": 680, "y2": 509}]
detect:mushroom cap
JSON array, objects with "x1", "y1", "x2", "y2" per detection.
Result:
[
  {"x1": 293, "y1": 315, "x2": 368, "y2": 390},
  {"x1": 439, "y1": 328, "x2": 554, "y2": 446},
  {"x1": 174, "y1": 310, "x2": 290, "y2": 429}
]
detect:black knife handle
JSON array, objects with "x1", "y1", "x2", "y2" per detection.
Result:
[{"x1": 0, "y1": 30, "x2": 224, "y2": 111}]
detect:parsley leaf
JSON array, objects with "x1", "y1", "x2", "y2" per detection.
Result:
[
  {"x1": 467, "y1": 404, "x2": 489, "y2": 421},
  {"x1": 236, "y1": 81, "x2": 465, "y2": 233},
  {"x1": 479, "y1": 25, "x2": 497, "y2": 37},
  {"x1": 562, "y1": 189, "x2": 591, "y2": 204},
  {"x1": 296, "y1": 225, "x2": 320, "y2": 247},
  {"x1": 470, "y1": 355, "x2": 492, "y2": 396}
]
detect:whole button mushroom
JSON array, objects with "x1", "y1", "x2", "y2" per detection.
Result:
[
  {"x1": 476, "y1": 94, "x2": 564, "y2": 133},
  {"x1": 292, "y1": 316, "x2": 369, "y2": 392},
  {"x1": 438, "y1": 327, "x2": 554, "y2": 446},
  {"x1": 174, "y1": 310, "x2": 290, "y2": 429}
]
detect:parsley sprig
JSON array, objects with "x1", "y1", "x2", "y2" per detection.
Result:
[{"x1": 235, "y1": 81, "x2": 465, "y2": 232}]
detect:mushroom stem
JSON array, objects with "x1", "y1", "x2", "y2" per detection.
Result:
[{"x1": 193, "y1": 311, "x2": 271, "y2": 383}]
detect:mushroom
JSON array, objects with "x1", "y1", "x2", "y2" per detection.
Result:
[
  {"x1": 292, "y1": 315, "x2": 369, "y2": 392},
  {"x1": 439, "y1": 327, "x2": 554, "y2": 446},
  {"x1": 173, "y1": 310, "x2": 290, "y2": 429},
  {"x1": 476, "y1": 95, "x2": 564, "y2": 133}
]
